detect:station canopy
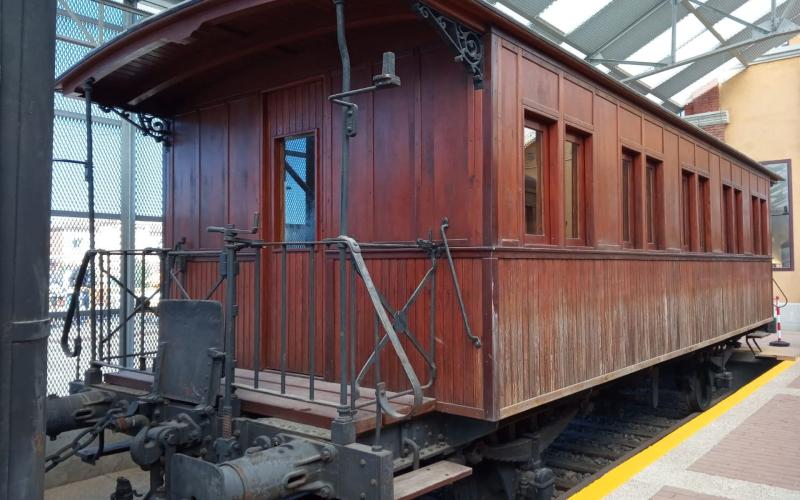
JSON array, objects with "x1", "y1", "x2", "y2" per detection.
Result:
[{"x1": 482, "y1": 0, "x2": 800, "y2": 113}]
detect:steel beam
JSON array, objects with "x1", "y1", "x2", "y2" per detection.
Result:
[
  {"x1": 621, "y1": 24, "x2": 800, "y2": 82},
  {"x1": 586, "y1": 0, "x2": 669, "y2": 59},
  {"x1": 0, "y1": 0, "x2": 57, "y2": 499},
  {"x1": 686, "y1": 0, "x2": 771, "y2": 34},
  {"x1": 682, "y1": 0, "x2": 749, "y2": 66}
]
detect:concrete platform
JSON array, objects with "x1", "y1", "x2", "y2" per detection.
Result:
[
  {"x1": 44, "y1": 467, "x2": 149, "y2": 500},
  {"x1": 573, "y1": 330, "x2": 800, "y2": 500}
]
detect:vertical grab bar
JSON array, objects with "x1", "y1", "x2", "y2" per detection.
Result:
[
  {"x1": 308, "y1": 245, "x2": 316, "y2": 400},
  {"x1": 253, "y1": 247, "x2": 261, "y2": 389},
  {"x1": 349, "y1": 259, "x2": 357, "y2": 411},
  {"x1": 280, "y1": 244, "x2": 288, "y2": 394},
  {"x1": 138, "y1": 252, "x2": 146, "y2": 370}
]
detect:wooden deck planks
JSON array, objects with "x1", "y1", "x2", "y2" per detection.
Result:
[
  {"x1": 103, "y1": 368, "x2": 435, "y2": 435},
  {"x1": 393, "y1": 461, "x2": 472, "y2": 500}
]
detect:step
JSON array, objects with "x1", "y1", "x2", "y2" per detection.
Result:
[
  {"x1": 393, "y1": 461, "x2": 472, "y2": 500},
  {"x1": 747, "y1": 330, "x2": 771, "y2": 339}
]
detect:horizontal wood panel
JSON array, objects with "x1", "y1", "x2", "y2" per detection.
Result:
[{"x1": 494, "y1": 257, "x2": 773, "y2": 413}]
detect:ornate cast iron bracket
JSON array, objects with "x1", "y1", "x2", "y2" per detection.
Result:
[
  {"x1": 100, "y1": 106, "x2": 172, "y2": 146},
  {"x1": 413, "y1": 2, "x2": 485, "y2": 89}
]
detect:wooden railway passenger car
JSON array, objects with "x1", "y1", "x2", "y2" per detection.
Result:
[{"x1": 58, "y1": 0, "x2": 778, "y2": 428}]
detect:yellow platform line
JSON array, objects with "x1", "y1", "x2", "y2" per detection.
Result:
[{"x1": 570, "y1": 360, "x2": 797, "y2": 499}]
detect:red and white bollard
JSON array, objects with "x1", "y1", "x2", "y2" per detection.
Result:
[{"x1": 770, "y1": 295, "x2": 790, "y2": 347}]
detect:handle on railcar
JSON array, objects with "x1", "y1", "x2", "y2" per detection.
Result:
[
  {"x1": 61, "y1": 250, "x2": 96, "y2": 357},
  {"x1": 333, "y1": 236, "x2": 424, "y2": 418},
  {"x1": 440, "y1": 218, "x2": 481, "y2": 348}
]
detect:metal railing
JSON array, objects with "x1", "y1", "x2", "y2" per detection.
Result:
[{"x1": 60, "y1": 220, "x2": 478, "y2": 440}]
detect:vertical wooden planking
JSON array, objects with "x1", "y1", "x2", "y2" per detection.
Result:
[
  {"x1": 228, "y1": 94, "x2": 261, "y2": 230},
  {"x1": 199, "y1": 104, "x2": 229, "y2": 248},
  {"x1": 171, "y1": 112, "x2": 200, "y2": 247},
  {"x1": 495, "y1": 257, "x2": 772, "y2": 413}
]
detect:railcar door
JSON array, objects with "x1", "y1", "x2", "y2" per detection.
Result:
[{"x1": 261, "y1": 81, "x2": 326, "y2": 377}]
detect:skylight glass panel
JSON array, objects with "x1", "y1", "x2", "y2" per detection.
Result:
[
  {"x1": 559, "y1": 41, "x2": 586, "y2": 58},
  {"x1": 640, "y1": 65, "x2": 686, "y2": 88},
  {"x1": 671, "y1": 58, "x2": 744, "y2": 105},
  {"x1": 539, "y1": 0, "x2": 612, "y2": 34},
  {"x1": 676, "y1": 30, "x2": 720, "y2": 60},
  {"x1": 492, "y1": 1, "x2": 533, "y2": 27},
  {"x1": 711, "y1": 0, "x2": 786, "y2": 39}
]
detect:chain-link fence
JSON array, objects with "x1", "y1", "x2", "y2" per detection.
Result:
[{"x1": 49, "y1": 0, "x2": 164, "y2": 396}]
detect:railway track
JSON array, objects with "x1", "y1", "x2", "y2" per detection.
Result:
[{"x1": 547, "y1": 358, "x2": 775, "y2": 498}]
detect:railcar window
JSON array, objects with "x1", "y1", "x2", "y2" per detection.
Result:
[
  {"x1": 681, "y1": 171, "x2": 692, "y2": 251},
  {"x1": 761, "y1": 198, "x2": 769, "y2": 256},
  {"x1": 280, "y1": 134, "x2": 316, "y2": 242},
  {"x1": 722, "y1": 185, "x2": 735, "y2": 253},
  {"x1": 734, "y1": 188, "x2": 744, "y2": 254},
  {"x1": 752, "y1": 196, "x2": 762, "y2": 255},
  {"x1": 564, "y1": 134, "x2": 584, "y2": 244},
  {"x1": 621, "y1": 152, "x2": 636, "y2": 247},
  {"x1": 524, "y1": 123, "x2": 545, "y2": 236},
  {"x1": 645, "y1": 158, "x2": 662, "y2": 249},
  {"x1": 698, "y1": 176, "x2": 710, "y2": 252},
  {"x1": 763, "y1": 161, "x2": 792, "y2": 270}
]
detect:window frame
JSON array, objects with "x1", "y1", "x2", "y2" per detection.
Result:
[
  {"x1": 564, "y1": 131, "x2": 586, "y2": 247},
  {"x1": 621, "y1": 149, "x2": 638, "y2": 249},
  {"x1": 522, "y1": 114, "x2": 553, "y2": 245},
  {"x1": 751, "y1": 195, "x2": 762, "y2": 255},
  {"x1": 763, "y1": 159, "x2": 794, "y2": 271},
  {"x1": 681, "y1": 170, "x2": 694, "y2": 251},
  {"x1": 734, "y1": 188, "x2": 744, "y2": 254},
  {"x1": 645, "y1": 157, "x2": 664, "y2": 250},
  {"x1": 722, "y1": 184, "x2": 735, "y2": 253},
  {"x1": 698, "y1": 175, "x2": 711, "y2": 253}
]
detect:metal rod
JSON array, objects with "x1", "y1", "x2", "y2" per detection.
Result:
[
  {"x1": 372, "y1": 313, "x2": 382, "y2": 451},
  {"x1": 772, "y1": 0, "x2": 778, "y2": 31},
  {"x1": 349, "y1": 259, "x2": 357, "y2": 411},
  {"x1": 280, "y1": 244, "x2": 288, "y2": 394},
  {"x1": 105, "y1": 254, "x2": 112, "y2": 361},
  {"x1": 221, "y1": 243, "x2": 237, "y2": 438},
  {"x1": 120, "y1": 254, "x2": 128, "y2": 366},
  {"x1": 586, "y1": 0, "x2": 669, "y2": 59},
  {"x1": 138, "y1": 253, "x2": 146, "y2": 370},
  {"x1": 686, "y1": 0, "x2": 770, "y2": 34},
  {"x1": 85, "y1": 79, "x2": 98, "y2": 364},
  {"x1": 334, "y1": 0, "x2": 353, "y2": 420},
  {"x1": 621, "y1": 25, "x2": 800, "y2": 82},
  {"x1": 253, "y1": 247, "x2": 261, "y2": 389},
  {"x1": 671, "y1": 0, "x2": 677, "y2": 64},
  {"x1": 308, "y1": 246, "x2": 316, "y2": 399}
]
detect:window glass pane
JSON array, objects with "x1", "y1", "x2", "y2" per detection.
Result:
[
  {"x1": 524, "y1": 126, "x2": 543, "y2": 235},
  {"x1": 681, "y1": 173, "x2": 691, "y2": 249},
  {"x1": 564, "y1": 140, "x2": 579, "y2": 239},
  {"x1": 622, "y1": 155, "x2": 633, "y2": 243},
  {"x1": 751, "y1": 196, "x2": 761, "y2": 255},
  {"x1": 282, "y1": 134, "x2": 316, "y2": 242},
  {"x1": 699, "y1": 177, "x2": 709, "y2": 252},
  {"x1": 646, "y1": 162, "x2": 655, "y2": 244},
  {"x1": 765, "y1": 162, "x2": 792, "y2": 268},
  {"x1": 735, "y1": 189, "x2": 743, "y2": 253},
  {"x1": 722, "y1": 186, "x2": 732, "y2": 253}
]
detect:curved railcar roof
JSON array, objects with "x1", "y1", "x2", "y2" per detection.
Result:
[{"x1": 54, "y1": 0, "x2": 780, "y2": 181}]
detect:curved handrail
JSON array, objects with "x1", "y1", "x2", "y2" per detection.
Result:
[
  {"x1": 332, "y1": 236, "x2": 424, "y2": 419},
  {"x1": 60, "y1": 250, "x2": 96, "y2": 357}
]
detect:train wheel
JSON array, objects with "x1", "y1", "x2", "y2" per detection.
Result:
[{"x1": 686, "y1": 363, "x2": 713, "y2": 412}]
